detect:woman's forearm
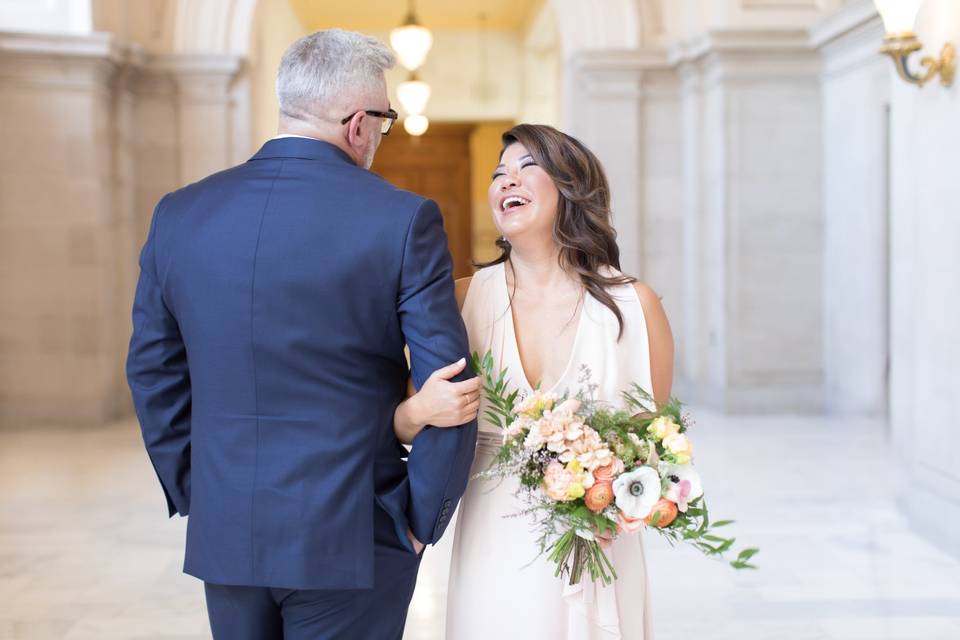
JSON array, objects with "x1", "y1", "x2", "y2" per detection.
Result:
[{"x1": 394, "y1": 395, "x2": 426, "y2": 445}]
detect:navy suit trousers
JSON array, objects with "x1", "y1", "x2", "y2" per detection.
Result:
[{"x1": 204, "y1": 506, "x2": 422, "y2": 640}]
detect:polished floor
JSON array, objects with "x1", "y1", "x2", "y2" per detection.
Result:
[{"x1": 2, "y1": 410, "x2": 960, "y2": 639}]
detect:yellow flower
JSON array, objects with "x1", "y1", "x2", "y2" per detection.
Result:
[
  {"x1": 663, "y1": 433, "x2": 693, "y2": 463},
  {"x1": 566, "y1": 459, "x2": 584, "y2": 474},
  {"x1": 649, "y1": 416, "x2": 680, "y2": 441},
  {"x1": 515, "y1": 390, "x2": 559, "y2": 419},
  {"x1": 567, "y1": 483, "x2": 585, "y2": 499}
]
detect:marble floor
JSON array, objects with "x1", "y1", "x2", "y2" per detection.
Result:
[{"x1": 2, "y1": 411, "x2": 960, "y2": 640}]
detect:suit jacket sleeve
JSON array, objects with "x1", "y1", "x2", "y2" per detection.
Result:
[
  {"x1": 126, "y1": 196, "x2": 192, "y2": 517},
  {"x1": 398, "y1": 199, "x2": 478, "y2": 545}
]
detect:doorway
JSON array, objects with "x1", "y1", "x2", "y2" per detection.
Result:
[{"x1": 372, "y1": 123, "x2": 474, "y2": 279}]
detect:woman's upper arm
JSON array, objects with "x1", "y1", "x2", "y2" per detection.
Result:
[
  {"x1": 455, "y1": 276, "x2": 473, "y2": 312},
  {"x1": 634, "y1": 282, "x2": 674, "y2": 405}
]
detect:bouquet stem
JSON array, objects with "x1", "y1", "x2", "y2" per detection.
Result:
[{"x1": 547, "y1": 531, "x2": 618, "y2": 586}]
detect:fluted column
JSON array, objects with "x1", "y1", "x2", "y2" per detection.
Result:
[
  {"x1": 674, "y1": 29, "x2": 824, "y2": 412},
  {"x1": 565, "y1": 51, "x2": 682, "y2": 298},
  {"x1": 154, "y1": 54, "x2": 242, "y2": 184}
]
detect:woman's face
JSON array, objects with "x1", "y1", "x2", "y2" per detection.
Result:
[{"x1": 488, "y1": 142, "x2": 560, "y2": 243}]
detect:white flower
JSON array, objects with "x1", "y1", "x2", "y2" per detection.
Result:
[
  {"x1": 523, "y1": 423, "x2": 544, "y2": 449},
  {"x1": 659, "y1": 463, "x2": 703, "y2": 512},
  {"x1": 612, "y1": 466, "x2": 661, "y2": 520}
]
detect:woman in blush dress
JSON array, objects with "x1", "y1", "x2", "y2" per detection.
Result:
[{"x1": 394, "y1": 124, "x2": 674, "y2": 639}]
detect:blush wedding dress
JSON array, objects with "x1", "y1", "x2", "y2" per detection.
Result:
[{"x1": 444, "y1": 262, "x2": 656, "y2": 640}]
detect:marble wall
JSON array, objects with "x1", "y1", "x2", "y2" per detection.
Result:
[
  {"x1": 886, "y1": 0, "x2": 960, "y2": 557},
  {"x1": 671, "y1": 31, "x2": 825, "y2": 412},
  {"x1": 0, "y1": 27, "x2": 244, "y2": 427},
  {"x1": 813, "y1": 1, "x2": 891, "y2": 417},
  {"x1": 0, "y1": 33, "x2": 129, "y2": 425}
]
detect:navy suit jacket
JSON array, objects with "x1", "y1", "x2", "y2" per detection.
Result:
[{"x1": 126, "y1": 137, "x2": 477, "y2": 590}]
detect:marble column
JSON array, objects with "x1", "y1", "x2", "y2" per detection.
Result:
[
  {"x1": 153, "y1": 53, "x2": 243, "y2": 185},
  {"x1": 0, "y1": 31, "x2": 129, "y2": 425},
  {"x1": 564, "y1": 50, "x2": 684, "y2": 329},
  {"x1": 674, "y1": 29, "x2": 824, "y2": 413},
  {"x1": 812, "y1": 1, "x2": 891, "y2": 417}
]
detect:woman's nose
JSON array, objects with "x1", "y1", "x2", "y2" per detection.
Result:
[{"x1": 500, "y1": 174, "x2": 519, "y2": 190}]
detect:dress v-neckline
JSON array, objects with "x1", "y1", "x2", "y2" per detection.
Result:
[{"x1": 499, "y1": 263, "x2": 587, "y2": 395}]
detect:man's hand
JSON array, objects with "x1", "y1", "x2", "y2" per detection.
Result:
[{"x1": 406, "y1": 527, "x2": 425, "y2": 555}]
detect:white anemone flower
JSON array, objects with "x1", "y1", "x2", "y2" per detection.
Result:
[
  {"x1": 612, "y1": 466, "x2": 661, "y2": 519},
  {"x1": 659, "y1": 463, "x2": 703, "y2": 512}
]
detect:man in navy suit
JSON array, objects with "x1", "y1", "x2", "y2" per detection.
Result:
[{"x1": 126, "y1": 29, "x2": 477, "y2": 639}]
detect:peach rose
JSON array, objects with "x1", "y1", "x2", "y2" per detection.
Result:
[
  {"x1": 644, "y1": 498, "x2": 678, "y2": 528},
  {"x1": 584, "y1": 481, "x2": 614, "y2": 513}
]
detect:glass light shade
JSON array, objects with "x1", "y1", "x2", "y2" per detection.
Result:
[
  {"x1": 390, "y1": 23, "x2": 433, "y2": 71},
  {"x1": 404, "y1": 114, "x2": 429, "y2": 136},
  {"x1": 396, "y1": 78, "x2": 431, "y2": 116},
  {"x1": 874, "y1": 0, "x2": 924, "y2": 35}
]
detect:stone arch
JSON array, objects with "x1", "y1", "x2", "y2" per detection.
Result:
[
  {"x1": 170, "y1": 0, "x2": 653, "y2": 59},
  {"x1": 548, "y1": 0, "x2": 642, "y2": 57},
  {"x1": 172, "y1": 0, "x2": 258, "y2": 55}
]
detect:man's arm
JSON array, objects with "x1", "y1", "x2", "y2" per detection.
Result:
[
  {"x1": 397, "y1": 199, "x2": 478, "y2": 545},
  {"x1": 126, "y1": 197, "x2": 192, "y2": 517}
]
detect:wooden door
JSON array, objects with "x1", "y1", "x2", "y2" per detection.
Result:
[{"x1": 371, "y1": 123, "x2": 473, "y2": 279}]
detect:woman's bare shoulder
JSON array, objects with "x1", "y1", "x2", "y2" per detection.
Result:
[
  {"x1": 629, "y1": 280, "x2": 674, "y2": 401},
  {"x1": 632, "y1": 281, "x2": 663, "y2": 309}
]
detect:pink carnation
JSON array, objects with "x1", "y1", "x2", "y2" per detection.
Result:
[{"x1": 543, "y1": 461, "x2": 574, "y2": 502}]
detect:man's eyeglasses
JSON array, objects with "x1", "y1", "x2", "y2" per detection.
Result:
[{"x1": 340, "y1": 109, "x2": 399, "y2": 135}]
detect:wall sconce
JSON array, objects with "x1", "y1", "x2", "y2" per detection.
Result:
[{"x1": 874, "y1": 0, "x2": 955, "y2": 88}]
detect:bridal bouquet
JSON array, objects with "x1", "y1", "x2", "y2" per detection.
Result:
[{"x1": 471, "y1": 351, "x2": 758, "y2": 586}]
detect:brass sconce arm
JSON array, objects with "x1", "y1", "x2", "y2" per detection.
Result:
[{"x1": 880, "y1": 34, "x2": 955, "y2": 88}]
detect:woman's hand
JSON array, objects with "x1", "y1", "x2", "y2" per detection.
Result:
[
  {"x1": 394, "y1": 358, "x2": 482, "y2": 444},
  {"x1": 410, "y1": 358, "x2": 482, "y2": 428}
]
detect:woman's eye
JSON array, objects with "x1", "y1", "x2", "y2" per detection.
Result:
[
  {"x1": 491, "y1": 172, "x2": 505, "y2": 180},
  {"x1": 520, "y1": 161, "x2": 537, "y2": 169}
]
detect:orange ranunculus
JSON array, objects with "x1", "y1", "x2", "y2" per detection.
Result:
[
  {"x1": 584, "y1": 481, "x2": 614, "y2": 513},
  {"x1": 592, "y1": 458, "x2": 625, "y2": 484},
  {"x1": 644, "y1": 498, "x2": 678, "y2": 528}
]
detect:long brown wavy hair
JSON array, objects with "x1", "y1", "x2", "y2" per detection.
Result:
[{"x1": 476, "y1": 124, "x2": 636, "y2": 339}]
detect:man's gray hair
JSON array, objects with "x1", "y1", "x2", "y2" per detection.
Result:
[{"x1": 277, "y1": 29, "x2": 396, "y2": 122}]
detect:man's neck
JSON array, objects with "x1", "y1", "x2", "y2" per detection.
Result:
[{"x1": 276, "y1": 119, "x2": 359, "y2": 166}]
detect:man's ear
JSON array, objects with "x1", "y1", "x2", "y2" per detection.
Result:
[{"x1": 346, "y1": 111, "x2": 366, "y2": 147}]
